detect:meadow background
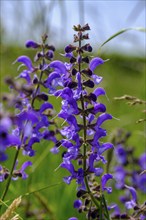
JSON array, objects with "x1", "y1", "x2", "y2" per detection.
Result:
[{"x1": 0, "y1": 1, "x2": 145, "y2": 219}]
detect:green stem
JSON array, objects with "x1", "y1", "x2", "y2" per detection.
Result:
[
  {"x1": 0, "y1": 147, "x2": 20, "y2": 209},
  {"x1": 79, "y1": 46, "x2": 99, "y2": 208},
  {"x1": 102, "y1": 194, "x2": 111, "y2": 220}
]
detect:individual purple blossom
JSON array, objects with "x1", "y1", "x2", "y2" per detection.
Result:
[
  {"x1": 25, "y1": 40, "x2": 40, "y2": 48},
  {"x1": 140, "y1": 214, "x2": 146, "y2": 220},
  {"x1": 114, "y1": 166, "x2": 126, "y2": 189},
  {"x1": 124, "y1": 185, "x2": 137, "y2": 209},
  {"x1": 19, "y1": 161, "x2": 32, "y2": 179},
  {"x1": 0, "y1": 117, "x2": 21, "y2": 161},
  {"x1": 73, "y1": 199, "x2": 82, "y2": 209},
  {"x1": 49, "y1": 60, "x2": 67, "y2": 75},
  {"x1": 115, "y1": 145, "x2": 127, "y2": 165},
  {"x1": 89, "y1": 57, "x2": 104, "y2": 71},
  {"x1": 16, "y1": 55, "x2": 34, "y2": 72},
  {"x1": 101, "y1": 173, "x2": 113, "y2": 193},
  {"x1": 88, "y1": 153, "x2": 103, "y2": 176}
]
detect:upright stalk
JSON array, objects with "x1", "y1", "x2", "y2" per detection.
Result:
[{"x1": 78, "y1": 36, "x2": 100, "y2": 209}]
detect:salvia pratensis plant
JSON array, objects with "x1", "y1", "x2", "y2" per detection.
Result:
[
  {"x1": 0, "y1": 24, "x2": 146, "y2": 220},
  {"x1": 0, "y1": 34, "x2": 57, "y2": 204}
]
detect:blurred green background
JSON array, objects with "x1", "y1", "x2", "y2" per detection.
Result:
[{"x1": 0, "y1": 1, "x2": 145, "y2": 219}]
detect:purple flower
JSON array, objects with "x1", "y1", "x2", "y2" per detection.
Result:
[
  {"x1": 19, "y1": 161, "x2": 32, "y2": 179},
  {"x1": 90, "y1": 103, "x2": 106, "y2": 114},
  {"x1": 92, "y1": 75, "x2": 103, "y2": 85},
  {"x1": 19, "y1": 70, "x2": 31, "y2": 84},
  {"x1": 88, "y1": 153, "x2": 103, "y2": 176},
  {"x1": 25, "y1": 40, "x2": 39, "y2": 48},
  {"x1": 44, "y1": 71, "x2": 63, "y2": 93},
  {"x1": 73, "y1": 200, "x2": 82, "y2": 209},
  {"x1": 96, "y1": 113, "x2": 112, "y2": 127},
  {"x1": 124, "y1": 185, "x2": 137, "y2": 209},
  {"x1": 89, "y1": 57, "x2": 104, "y2": 71},
  {"x1": 16, "y1": 55, "x2": 34, "y2": 72},
  {"x1": 55, "y1": 87, "x2": 73, "y2": 99},
  {"x1": 93, "y1": 87, "x2": 106, "y2": 98},
  {"x1": 39, "y1": 102, "x2": 53, "y2": 113},
  {"x1": 136, "y1": 173, "x2": 146, "y2": 193},
  {"x1": 62, "y1": 99, "x2": 79, "y2": 115},
  {"x1": 115, "y1": 145, "x2": 127, "y2": 165},
  {"x1": 49, "y1": 60, "x2": 67, "y2": 75},
  {"x1": 61, "y1": 159, "x2": 76, "y2": 184},
  {"x1": 114, "y1": 166, "x2": 126, "y2": 189},
  {"x1": 140, "y1": 214, "x2": 146, "y2": 220},
  {"x1": 101, "y1": 173, "x2": 113, "y2": 193}
]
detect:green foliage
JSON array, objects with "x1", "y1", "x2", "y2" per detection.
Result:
[{"x1": 0, "y1": 45, "x2": 145, "y2": 219}]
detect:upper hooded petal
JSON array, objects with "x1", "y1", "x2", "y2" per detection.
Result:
[{"x1": 89, "y1": 57, "x2": 104, "y2": 71}]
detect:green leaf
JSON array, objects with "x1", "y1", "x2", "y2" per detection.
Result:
[{"x1": 99, "y1": 27, "x2": 146, "y2": 49}]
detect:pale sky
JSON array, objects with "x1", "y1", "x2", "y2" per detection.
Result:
[{"x1": 1, "y1": 0, "x2": 146, "y2": 56}]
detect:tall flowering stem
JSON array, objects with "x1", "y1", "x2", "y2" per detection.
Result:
[
  {"x1": 48, "y1": 24, "x2": 113, "y2": 219},
  {"x1": 0, "y1": 34, "x2": 56, "y2": 207}
]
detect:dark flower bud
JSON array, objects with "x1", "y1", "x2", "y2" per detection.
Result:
[
  {"x1": 56, "y1": 141, "x2": 62, "y2": 147},
  {"x1": 77, "y1": 190, "x2": 87, "y2": 198},
  {"x1": 45, "y1": 50, "x2": 54, "y2": 60},
  {"x1": 82, "y1": 68, "x2": 92, "y2": 76},
  {"x1": 70, "y1": 56, "x2": 76, "y2": 63},
  {"x1": 85, "y1": 199, "x2": 90, "y2": 206},
  {"x1": 33, "y1": 76, "x2": 39, "y2": 84},
  {"x1": 88, "y1": 93, "x2": 97, "y2": 102},
  {"x1": 82, "y1": 33, "x2": 89, "y2": 40},
  {"x1": 65, "y1": 44, "x2": 76, "y2": 53},
  {"x1": 34, "y1": 52, "x2": 44, "y2": 62},
  {"x1": 41, "y1": 33, "x2": 48, "y2": 43},
  {"x1": 74, "y1": 34, "x2": 79, "y2": 42},
  {"x1": 72, "y1": 68, "x2": 77, "y2": 76},
  {"x1": 4, "y1": 172, "x2": 9, "y2": 180},
  {"x1": 73, "y1": 24, "x2": 90, "y2": 32},
  {"x1": 37, "y1": 93, "x2": 48, "y2": 101},
  {"x1": 78, "y1": 159, "x2": 83, "y2": 166},
  {"x1": 120, "y1": 214, "x2": 129, "y2": 219},
  {"x1": 113, "y1": 214, "x2": 120, "y2": 219},
  {"x1": 82, "y1": 56, "x2": 89, "y2": 63},
  {"x1": 87, "y1": 45, "x2": 92, "y2": 52},
  {"x1": 62, "y1": 151, "x2": 67, "y2": 158},
  {"x1": 25, "y1": 40, "x2": 39, "y2": 49},
  {"x1": 45, "y1": 45, "x2": 55, "y2": 51},
  {"x1": 82, "y1": 44, "x2": 92, "y2": 52},
  {"x1": 83, "y1": 80, "x2": 94, "y2": 88},
  {"x1": 90, "y1": 209, "x2": 98, "y2": 219},
  {"x1": 134, "y1": 205, "x2": 140, "y2": 210},
  {"x1": 73, "y1": 24, "x2": 81, "y2": 31},
  {"x1": 68, "y1": 81, "x2": 77, "y2": 89},
  {"x1": 82, "y1": 23, "x2": 90, "y2": 31}
]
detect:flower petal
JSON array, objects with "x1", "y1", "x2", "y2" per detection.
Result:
[
  {"x1": 89, "y1": 57, "x2": 104, "y2": 71},
  {"x1": 49, "y1": 61, "x2": 67, "y2": 74},
  {"x1": 17, "y1": 56, "x2": 33, "y2": 71}
]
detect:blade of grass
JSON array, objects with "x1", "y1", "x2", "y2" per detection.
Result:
[{"x1": 98, "y1": 27, "x2": 146, "y2": 51}]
